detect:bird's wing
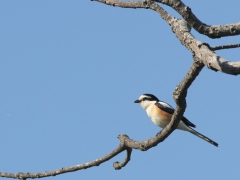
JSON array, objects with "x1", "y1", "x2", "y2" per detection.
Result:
[
  {"x1": 155, "y1": 101, "x2": 175, "y2": 114},
  {"x1": 155, "y1": 101, "x2": 196, "y2": 128}
]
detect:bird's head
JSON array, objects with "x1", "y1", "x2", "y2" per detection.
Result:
[{"x1": 134, "y1": 94, "x2": 159, "y2": 110}]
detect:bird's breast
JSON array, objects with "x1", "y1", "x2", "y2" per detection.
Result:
[{"x1": 146, "y1": 105, "x2": 172, "y2": 128}]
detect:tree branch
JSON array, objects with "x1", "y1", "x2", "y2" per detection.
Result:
[
  {"x1": 1, "y1": 1, "x2": 235, "y2": 179},
  {"x1": 93, "y1": 0, "x2": 240, "y2": 75},
  {"x1": 171, "y1": 19, "x2": 240, "y2": 75},
  {"x1": 0, "y1": 58, "x2": 204, "y2": 179},
  {"x1": 0, "y1": 141, "x2": 127, "y2": 179},
  {"x1": 153, "y1": 0, "x2": 240, "y2": 38},
  {"x1": 113, "y1": 146, "x2": 132, "y2": 170},
  {"x1": 92, "y1": 0, "x2": 150, "y2": 9},
  {"x1": 210, "y1": 43, "x2": 240, "y2": 51}
]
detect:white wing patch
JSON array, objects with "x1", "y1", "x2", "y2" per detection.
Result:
[{"x1": 158, "y1": 101, "x2": 174, "y2": 110}]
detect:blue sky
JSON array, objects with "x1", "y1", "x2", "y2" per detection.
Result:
[{"x1": 0, "y1": 0, "x2": 240, "y2": 179}]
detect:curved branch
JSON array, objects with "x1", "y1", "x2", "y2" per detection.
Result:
[
  {"x1": 95, "y1": 0, "x2": 240, "y2": 38},
  {"x1": 0, "y1": 1, "x2": 229, "y2": 179},
  {"x1": 0, "y1": 142, "x2": 127, "y2": 179},
  {"x1": 153, "y1": 0, "x2": 240, "y2": 38},
  {"x1": 0, "y1": 58, "x2": 204, "y2": 179},
  {"x1": 113, "y1": 147, "x2": 132, "y2": 170},
  {"x1": 94, "y1": 0, "x2": 240, "y2": 75}
]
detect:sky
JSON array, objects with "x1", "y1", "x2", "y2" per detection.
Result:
[{"x1": 0, "y1": 0, "x2": 240, "y2": 179}]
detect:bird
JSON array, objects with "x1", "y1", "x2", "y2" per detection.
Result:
[{"x1": 134, "y1": 93, "x2": 218, "y2": 147}]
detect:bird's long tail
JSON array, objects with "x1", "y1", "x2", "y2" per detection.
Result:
[{"x1": 188, "y1": 127, "x2": 218, "y2": 147}]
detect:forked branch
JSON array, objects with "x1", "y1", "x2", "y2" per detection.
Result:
[
  {"x1": 153, "y1": 0, "x2": 240, "y2": 38},
  {"x1": 94, "y1": 0, "x2": 240, "y2": 75},
  {"x1": 0, "y1": 0, "x2": 238, "y2": 179}
]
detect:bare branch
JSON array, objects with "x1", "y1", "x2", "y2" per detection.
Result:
[
  {"x1": 210, "y1": 43, "x2": 240, "y2": 51},
  {"x1": 92, "y1": 0, "x2": 147, "y2": 8},
  {"x1": 0, "y1": 57, "x2": 205, "y2": 179},
  {"x1": 93, "y1": 0, "x2": 240, "y2": 75},
  {"x1": 171, "y1": 19, "x2": 240, "y2": 75},
  {"x1": 0, "y1": 143, "x2": 127, "y2": 179},
  {"x1": 1, "y1": 1, "x2": 237, "y2": 179},
  {"x1": 153, "y1": 0, "x2": 240, "y2": 38},
  {"x1": 113, "y1": 147, "x2": 132, "y2": 170}
]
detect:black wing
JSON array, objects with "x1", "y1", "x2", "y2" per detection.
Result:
[{"x1": 155, "y1": 101, "x2": 196, "y2": 128}]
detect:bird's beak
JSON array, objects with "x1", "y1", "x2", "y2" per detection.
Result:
[{"x1": 134, "y1": 100, "x2": 140, "y2": 103}]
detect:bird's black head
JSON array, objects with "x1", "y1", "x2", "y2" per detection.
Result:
[{"x1": 134, "y1": 93, "x2": 159, "y2": 103}]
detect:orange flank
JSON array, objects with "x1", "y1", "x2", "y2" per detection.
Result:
[{"x1": 151, "y1": 105, "x2": 172, "y2": 125}]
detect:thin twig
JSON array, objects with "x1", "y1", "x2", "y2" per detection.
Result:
[{"x1": 210, "y1": 43, "x2": 240, "y2": 51}]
